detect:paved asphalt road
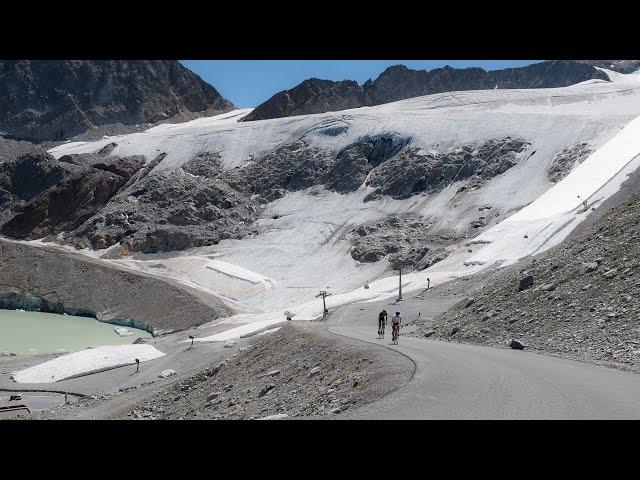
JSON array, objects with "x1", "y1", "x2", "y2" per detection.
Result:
[{"x1": 328, "y1": 298, "x2": 640, "y2": 419}]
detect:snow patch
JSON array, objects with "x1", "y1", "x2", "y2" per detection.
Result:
[{"x1": 13, "y1": 345, "x2": 165, "y2": 383}]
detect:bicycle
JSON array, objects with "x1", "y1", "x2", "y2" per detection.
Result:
[
  {"x1": 392, "y1": 323, "x2": 400, "y2": 345},
  {"x1": 378, "y1": 320, "x2": 386, "y2": 339}
]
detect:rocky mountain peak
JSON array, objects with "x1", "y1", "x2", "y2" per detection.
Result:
[
  {"x1": 0, "y1": 60, "x2": 235, "y2": 142},
  {"x1": 244, "y1": 61, "x2": 609, "y2": 122}
]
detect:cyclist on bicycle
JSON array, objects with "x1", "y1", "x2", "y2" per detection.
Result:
[
  {"x1": 378, "y1": 310, "x2": 387, "y2": 339},
  {"x1": 391, "y1": 311, "x2": 402, "y2": 345}
]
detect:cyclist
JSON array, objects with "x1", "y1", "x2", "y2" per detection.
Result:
[
  {"x1": 378, "y1": 310, "x2": 387, "y2": 339},
  {"x1": 391, "y1": 311, "x2": 402, "y2": 345}
]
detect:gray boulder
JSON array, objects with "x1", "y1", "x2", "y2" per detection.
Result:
[
  {"x1": 518, "y1": 275, "x2": 534, "y2": 291},
  {"x1": 580, "y1": 262, "x2": 599, "y2": 275}
]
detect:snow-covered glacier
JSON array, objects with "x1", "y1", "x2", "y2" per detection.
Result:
[{"x1": 47, "y1": 69, "x2": 640, "y2": 340}]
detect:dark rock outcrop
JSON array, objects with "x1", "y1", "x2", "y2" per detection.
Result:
[
  {"x1": 364, "y1": 137, "x2": 531, "y2": 201},
  {"x1": 321, "y1": 135, "x2": 409, "y2": 193},
  {"x1": 367, "y1": 61, "x2": 609, "y2": 101},
  {"x1": 363, "y1": 64, "x2": 490, "y2": 105},
  {"x1": 547, "y1": 143, "x2": 593, "y2": 183},
  {"x1": 1, "y1": 155, "x2": 144, "y2": 239},
  {"x1": 0, "y1": 60, "x2": 235, "y2": 141},
  {"x1": 225, "y1": 141, "x2": 333, "y2": 199},
  {"x1": 243, "y1": 61, "x2": 609, "y2": 121},
  {"x1": 241, "y1": 78, "x2": 366, "y2": 122},
  {"x1": 0, "y1": 151, "x2": 76, "y2": 210},
  {"x1": 70, "y1": 166, "x2": 258, "y2": 254},
  {"x1": 350, "y1": 216, "x2": 453, "y2": 271}
]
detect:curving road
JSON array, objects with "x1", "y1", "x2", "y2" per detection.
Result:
[{"x1": 327, "y1": 299, "x2": 640, "y2": 420}]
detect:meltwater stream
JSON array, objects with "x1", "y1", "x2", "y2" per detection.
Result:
[{"x1": 0, "y1": 309, "x2": 151, "y2": 356}]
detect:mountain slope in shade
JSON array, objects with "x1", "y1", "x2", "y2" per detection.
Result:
[
  {"x1": 0, "y1": 60, "x2": 235, "y2": 141},
  {"x1": 243, "y1": 61, "x2": 609, "y2": 122}
]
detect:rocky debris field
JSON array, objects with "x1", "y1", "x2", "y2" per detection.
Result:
[
  {"x1": 0, "y1": 138, "x2": 45, "y2": 164},
  {"x1": 123, "y1": 324, "x2": 413, "y2": 419},
  {"x1": 350, "y1": 216, "x2": 452, "y2": 271},
  {"x1": 414, "y1": 186, "x2": 640, "y2": 372}
]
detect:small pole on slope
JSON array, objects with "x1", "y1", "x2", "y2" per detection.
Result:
[
  {"x1": 135, "y1": 358, "x2": 140, "y2": 373},
  {"x1": 188, "y1": 335, "x2": 194, "y2": 350},
  {"x1": 397, "y1": 267, "x2": 403, "y2": 301},
  {"x1": 316, "y1": 288, "x2": 331, "y2": 320},
  {"x1": 65, "y1": 392, "x2": 68, "y2": 404},
  {"x1": 577, "y1": 195, "x2": 588, "y2": 212}
]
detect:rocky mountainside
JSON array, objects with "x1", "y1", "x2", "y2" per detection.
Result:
[
  {"x1": 243, "y1": 61, "x2": 609, "y2": 121},
  {"x1": 241, "y1": 78, "x2": 366, "y2": 122},
  {"x1": 414, "y1": 180, "x2": 640, "y2": 372},
  {"x1": 0, "y1": 60, "x2": 235, "y2": 141},
  {"x1": 0, "y1": 135, "x2": 537, "y2": 260},
  {"x1": 0, "y1": 148, "x2": 154, "y2": 241},
  {"x1": 0, "y1": 152, "x2": 75, "y2": 211},
  {"x1": 575, "y1": 60, "x2": 640, "y2": 74},
  {"x1": 1, "y1": 154, "x2": 146, "y2": 240}
]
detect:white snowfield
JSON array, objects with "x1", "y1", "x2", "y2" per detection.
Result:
[
  {"x1": 114, "y1": 256, "x2": 276, "y2": 302},
  {"x1": 46, "y1": 69, "x2": 640, "y2": 341},
  {"x1": 13, "y1": 345, "x2": 165, "y2": 384},
  {"x1": 468, "y1": 113, "x2": 640, "y2": 267}
]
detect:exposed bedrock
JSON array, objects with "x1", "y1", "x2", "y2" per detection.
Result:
[
  {"x1": 224, "y1": 141, "x2": 333, "y2": 199},
  {"x1": 0, "y1": 60, "x2": 235, "y2": 142},
  {"x1": 364, "y1": 137, "x2": 531, "y2": 201},
  {"x1": 1, "y1": 154, "x2": 145, "y2": 239},
  {"x1": 0, "y1": 151, "x2": 76, "y2": 211},
  {"x1": 547, "y1": 143, "x2": 593, "y2": 183},
  {"x1": 71, "y1": 167, "x2": 258, "y2": 254},
  {"x1": 321, "y1": 134, "x2": 409, "y2": 193},
  {"x1": 1, "y1": 135, "x2": 537, "y2": 256},
  {"x1": 350, "y1": 216, "x2": 453, "y2": 271},
  {"x1": 241, "y1": 78, "x2": 367, "y2": 122}
]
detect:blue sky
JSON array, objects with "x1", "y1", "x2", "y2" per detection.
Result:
[{"x1": 181, "y1": 60, "x2": 540, "y2": 108}]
